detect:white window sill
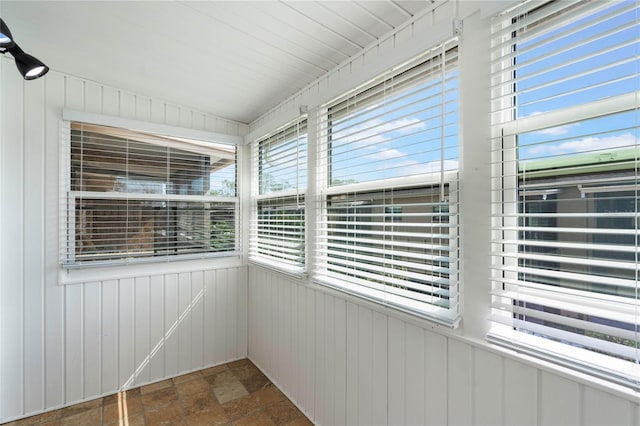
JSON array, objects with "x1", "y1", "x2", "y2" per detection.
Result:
[
  {"x1": 59, "y1": 254, "x2": 243, "y2": 285},
  {"x1": 488, "y1": 325, "x2": 640, "y2": 396},
  {"x1": 248, "y1": 256, "x2": 307, "y2": 280}
]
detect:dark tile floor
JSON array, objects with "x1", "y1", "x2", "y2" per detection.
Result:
[{"x1": 4, "y1": 359, "x2": 311, "y2": 426}]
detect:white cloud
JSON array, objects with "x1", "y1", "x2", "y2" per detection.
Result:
[
  {"x1": 424, "y1": 159, "x2": 459, "y2": 173},
  {"x1": 364, "y1": 148, "x2": 405, "y2": 160},
  {"x1": 535, "y1": 123, "x2": 579, "y2": 136},
  {"x1": 399, "y1": 159, "x2": 459, "y2": 176},
  {"x1": 333, "y1": 117, "x2": 425, "y2": 149},
  {"x1": 523, "y1": 133, "x2": 637, "y2": 157},
  {"x1": 391, "y1": 118, "x2": 426, "y2": 134}
]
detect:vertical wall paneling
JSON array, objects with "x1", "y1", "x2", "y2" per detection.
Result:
[
  {"x1": 64, "y1": 285, "x2": 83, "y2": 403},
  {"x1": 203, "y1": 270, "x2": 216, "y2": 367},
  {"x1": 100, "y1": 85, "x2": 119, "y2": 116},
  {"x1": 135, "y1": 96, "x2": 152, "y2": 122},
  {"x1": 281, "y1": 277, "x2": 293, "y2": 403},
  {"x1": 64, "y1": 77, "x2": 84, "y2": 111},
  {"x1": 240, "y1": 0, "x2": 640, "y2": 423},
  {"x1": 371, "y1": 311, "x2": 387, "y2": 426},
  {"x1": 404, "y1": 323, "x2": 425, "y2": 425},
  {"x1": 357, "y1": 307, "x2": 373, "y2": 426},
  {"x1": 281, "y1": 279, "x2": 291, "y2": 392},
  {"x1": 190, "y1": 271, "x2": 204, "y2": 370},
  {"x1": 44, "y1": 71, "x2": 66, "y2": 409},
  {"x1": 247, "y1": 266, "x2": 640, "y2": 426},
  {"x1": 279, "y1": 281, "x2": 296, "y2": 388},
  {"x1": 387, "y1": 317, "x2": 405, "y2": 425},
  {"x1": 61, "y1": 76, "x2": 84, "y2": 406},
  {"x1": 119, "y1": 92, "x2": 135, "y2": 118},
  {"x1": 247, "y1": 272, "x2": 257, "y2": 369},
  {"x1": 178, "y1": 272, "x2": 193, "y2": 373},
  {"x1": 147, "y1": 275, "x2": 166, "y2": 382},
  {"x1": 424, "y1": 330, "x2": 447, "y2": 426},
  {"x1": 226, "y1": 268, "x2": 238, "y2": 361},
  {"x1": 539, "y1": 372, "x2": 581, "y2": 426},
  {"x1": 83, "y1": 82, "x2": 102, "y2": 114},
  {"x1": 314, "y1": 292, "x2": 327, "y2": 425},
  {"x1": 236, "y1": 268, "x2": 248, "y2": 359},
  {"x1": 345, "y1": 301, "x2": 359, "y2": 426},
  {"x1": 583, "y1": 387, "x2": 632, "y2": 426},
  {"x1": 260, "y1": 274, "x2": 272, "y2": 382},
  {"x1": 255, "y1": 271, "x2": 267, "y2": 371},
  {"x1": 326, "y1": 294, "x2": 339, "y2": 426},
  {"x1": 277, "y1": 277, "x2": 286, "y2": 381},
  {"x1": 214, "y1": 269, "x2": 228, "y2": 365},
  {"x1": 134, "y1": 276, "x2": 151, "y2": 386},
  {"x1": 83, "y1": 282, "x2": 101, "y2": 398},
  {"x1": 272, "y1": 274, "x2": 280, "y2": 376},
  {"x1": 118, "y1": 278, "x2": 135, "y2": 389},
  {"x1": 100, "y1": 280, "x2": 118, "y2": 393},
  {"x1": 262, "y1": 271, "x2": 270, "y2": 373},
  {"x1": 287, "y1": 276, "x2": 301, "y2": 407},
  {"x1": 447, "y1": 339, "x2": 473, "y2": 426},
  {"x1": 23, "y1": 76, "x2": 46, "y2": 415},
  {"x1": 303, "y1": 286, "x2": 316, "y2": 419},
  {"x1": 333, "y1": 296, "x2": 347, "y2": 426},
  {"x1": 1, "y1": 62, "x2": 25, "y2": 419},
  {"x1": 503, "y1": 358, "x2": 538, "y2": 426},
  {"x1": 163, "y1": 274, "x2": 179, "y2": 377},
  {"x1": 179, "y1": 109, "x2": 193, "y2": 129},
  {"x1": 0, "y1": 59, "x2": 248, "y2": 422},
  {"x1": 150, "y1": 99, "x2": 165, "y2": 124},
  {"x1": 472, "y1": 349, "x2": 504, "y2": 426},
  {"x1": 164, "y1": 104, "x2": 180, "y2": 127}
]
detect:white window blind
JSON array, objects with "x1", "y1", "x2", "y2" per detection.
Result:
[
  {"x1": 62, "y1": 122, "x2": 238, "y2": 267},
  {"x1": 250, "y1": 119, "x2": 307, "y2": 273},
  {"x1": 489, "y1": 0, "x2": 640, "y2": 388},
  {"x1": 316, "y1": 40, "x2": 460, "y2": 325}
]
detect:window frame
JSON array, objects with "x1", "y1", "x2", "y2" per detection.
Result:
[
  {"x1": 489, "y1": 0, "x2": 640, "y2": 389},
  {"x1": 60, "y1": 111, "x2": 242, "y2": 270},
  {"x1": 314, "y1": 41, "x2": 461, "y2": 326},
  {"x1": 249, "y1": 118, "x2": 308, "y2": 275}
]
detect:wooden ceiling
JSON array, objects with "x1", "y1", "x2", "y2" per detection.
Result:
[{"x1": 0, "y1": 1, "x2": 439, "y2": 124}]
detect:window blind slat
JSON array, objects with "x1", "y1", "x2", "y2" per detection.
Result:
[
  {"x1": 316, "y1": 39, "x2": 460, "y2": 326},
  {"x1": 63, "y1": 122, "x2": 238, "y2": 267},
  {"x1": 250, "y1": 118, "x2": 307, "y2": 270},
  {"x1": 490, "y1": 0, "x2": 640, "y2": 389}
]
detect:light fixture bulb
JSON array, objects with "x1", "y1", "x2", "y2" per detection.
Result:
[
  {"x1": 25, "y1": 65, "x2": 47, "y2": 78},
  {"x1": 0, "y1": 18, "x2": 15, "y2": 48},
  {"x1": 8, "y1": 44, "x2": 49, "y2": 80}
]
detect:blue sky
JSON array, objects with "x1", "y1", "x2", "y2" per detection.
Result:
[
  {"x1": 329, "y1": 69, "x2": 459, "y2": 184},
  {"x1": 517, "y1": 1, "x2": 639, "y2": 162},
  {"x1": 259, "y1": 1, "x2": 639, "y2": 187}
]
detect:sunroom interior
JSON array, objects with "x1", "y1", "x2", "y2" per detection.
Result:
[{"x1": 1, "y1": 0, "x2": 640, "y2": 424}]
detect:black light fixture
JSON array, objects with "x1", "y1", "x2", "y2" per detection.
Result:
[
  {"x1": 0, "y1": 17, "x2": 16, "y2": 50},
  {"x1": 0, "y1": 17, "x2": 49, "y2": 80}
]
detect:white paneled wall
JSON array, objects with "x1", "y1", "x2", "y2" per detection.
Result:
[
  {"x1": 0, "y1": 61, "x2": 248, "y2": 423},
  {"x1": 248, "y1": 266, "x2": 640, "y2": 426},
  {"x1": 245, "y1": 2, "x2": 638, "y2": 424}
]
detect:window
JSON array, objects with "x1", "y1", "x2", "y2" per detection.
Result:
[
  {"x1": 250, "y1": 119, "x2": 307, "y2": 273},
  {"x1": 490, "y1": 0, "x2": 640, "y2": 388},
  {"x1": 315, "y1": 40, "x2": 460, "y2": 325},
  {"x1": 62, "y1": 122, "x2": 238, "y2": 267}
]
